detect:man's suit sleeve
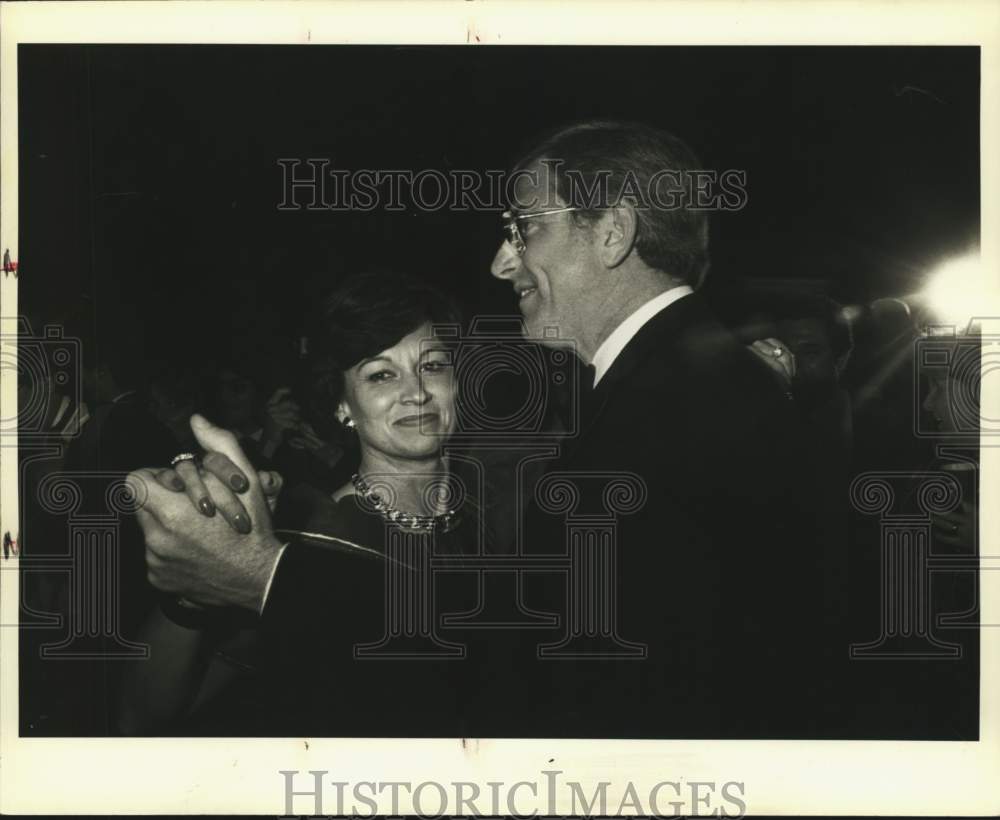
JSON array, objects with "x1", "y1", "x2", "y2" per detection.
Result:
[{"x1": 259, "y1": 539, "x2": 341, "y2": 625}]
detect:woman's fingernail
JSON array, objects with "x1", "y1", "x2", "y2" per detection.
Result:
[
  {"x1": 171, "y1": 477, "x2": 185, "y2": 491},
  {"x1": 233, "y1": 513, "x2": 252, "y2": 535},
  {"x1": 199, "y1": 498, "x2": 216, "y2": 517},
  {"x1": 231, "y1": 474, "x2": 249, "y2": 492}
]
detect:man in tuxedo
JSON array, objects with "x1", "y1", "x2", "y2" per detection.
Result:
[{"x1": 485, "y1": 120, "x2": 833, "y2": 736}]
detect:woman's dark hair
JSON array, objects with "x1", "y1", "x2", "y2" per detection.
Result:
[{"x1": 306, "y1": 270, "x2": 463, "y2": 426}]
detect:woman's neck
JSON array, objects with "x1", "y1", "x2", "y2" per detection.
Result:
[{"x1": 355, "y1": 451, "x2": 449, "y2": 516}]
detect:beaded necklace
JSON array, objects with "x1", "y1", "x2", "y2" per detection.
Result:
[{"x1": 350, "y1": 473, "x2": 460, "y2": 533}]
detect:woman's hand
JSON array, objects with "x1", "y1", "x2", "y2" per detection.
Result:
[
  {"x1": 151, "y1": 460, "x2": 283, "y2": 531},
  {"x1": 129, "y1": 415, "x2": 285, "y2": 612},
  {"x1": 150, "y1": 450, "x2": 283, "y2": 534}
]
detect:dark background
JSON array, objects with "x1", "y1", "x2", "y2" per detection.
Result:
[{"x1": 18, "y1": 45, "x2": 980, "y2": 347}]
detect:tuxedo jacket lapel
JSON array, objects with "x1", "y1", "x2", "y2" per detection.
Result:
[{"x1": 560, "y1": 293, "x2": 702, "y2": 465}]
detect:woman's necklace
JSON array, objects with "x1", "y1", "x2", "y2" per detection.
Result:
[{"x1": 350, "y1": 473, "x2": 461, "y2": 533}]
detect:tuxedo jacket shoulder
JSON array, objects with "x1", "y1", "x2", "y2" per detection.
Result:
[{"x1": 559, "y1": 293, "x2": 808, "y2": 530}]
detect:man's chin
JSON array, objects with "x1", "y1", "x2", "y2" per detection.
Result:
[
  {"x1": 523, "y1": 318, "x2": 574, "y2": 349},
  {"x1": 522, "y1": 313, "x2": 559, "y2": 343}
]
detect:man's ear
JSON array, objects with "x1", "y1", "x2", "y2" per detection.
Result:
[{"x1": 597, "y1": 204, "x2": 638, "y2": 268}]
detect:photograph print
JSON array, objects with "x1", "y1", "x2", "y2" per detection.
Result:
[{"x1": 7, "y1": 31, "x2": 989, "y2": 752}]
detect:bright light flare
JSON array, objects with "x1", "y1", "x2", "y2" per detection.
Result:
[{"x1": 919, "y1": 253, "x2": 999, "y2": 331}]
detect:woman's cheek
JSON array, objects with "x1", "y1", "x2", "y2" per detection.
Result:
[
  {"x1": 439, "y1": 391, "x2": 457, "y2": 430},
  {"x1": 437, "y1": 372, "x2": 457, "y2": 403}
]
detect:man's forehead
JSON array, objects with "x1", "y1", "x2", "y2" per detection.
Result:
[{"x1": 510, "y1": 159, "x2": 563, "y2": 212}]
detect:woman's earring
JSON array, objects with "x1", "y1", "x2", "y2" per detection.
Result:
[{"x1": 341, "y1": 416, "x2": 356, "y2": 430}]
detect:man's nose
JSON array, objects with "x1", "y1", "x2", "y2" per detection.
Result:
[{"x1": 490, "y1": 240, "x2": 521, "y2": 281}]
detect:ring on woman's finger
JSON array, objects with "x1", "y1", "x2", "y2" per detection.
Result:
[{"x1": 171, "y1": 452, "x2": 199, "y2": 467}]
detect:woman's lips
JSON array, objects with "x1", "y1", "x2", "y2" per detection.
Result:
[{"x1": 394, "y1": 413, "x2": 439, "y2": 427}]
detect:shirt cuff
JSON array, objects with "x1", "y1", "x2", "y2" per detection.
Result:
[{"x1": 259, "y1": 542, "x2": 289, "y2": 615}]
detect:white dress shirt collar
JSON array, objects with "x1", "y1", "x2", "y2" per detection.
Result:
[{"x1": 591, "y1": 285, "x2": 693, "y2": 386}]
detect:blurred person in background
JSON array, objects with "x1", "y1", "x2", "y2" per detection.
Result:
[
  {"x1": 205, "y1": 358, "x2": 286, "y2": 465},
  {"x1": 22, "y1": 313, "x2": 175, "y2": 735},
  {"x1": 148, "y1": 364, "x2": 203, "y2": 452},
  {"x1": 919, "y1": 327, "x2": 980, "y2": 557},
  {"x1": 728, "y1": 291, "x2": 855, "y2": 643},
  {"x1": 17, "y1": 313, "x2": 93, "y2": 734},
  {"x1": 774, "y1": 295, "x2": 855, "y2": 644},
  {"x1": 834, "y1": 302, "x2": 981, "y2": 738},
  {"x1": 66, "y1": 316, "x2": 176, "y2": 475},
  {"x1": 919, "y1": 329, "x2": 980, "y2": 734},
  {"x1": 204, "y1": 352, "x2": 352, "y2": 489},
  {"x1": 846, "y1": 297, "x2": 929, "y2": 473}
]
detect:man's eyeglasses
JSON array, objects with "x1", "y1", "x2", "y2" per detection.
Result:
[{"x1": 501, "y1": 207, "x2": 582, "y2": 255}]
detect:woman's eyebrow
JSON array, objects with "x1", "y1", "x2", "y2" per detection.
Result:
[{"x1": 355, "y1": 355, "x2": 392, "y2": 370}]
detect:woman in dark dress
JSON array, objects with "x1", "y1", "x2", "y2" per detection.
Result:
[{"x1": 118, "y1": 272, "x2": 485, "y2": 736}]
